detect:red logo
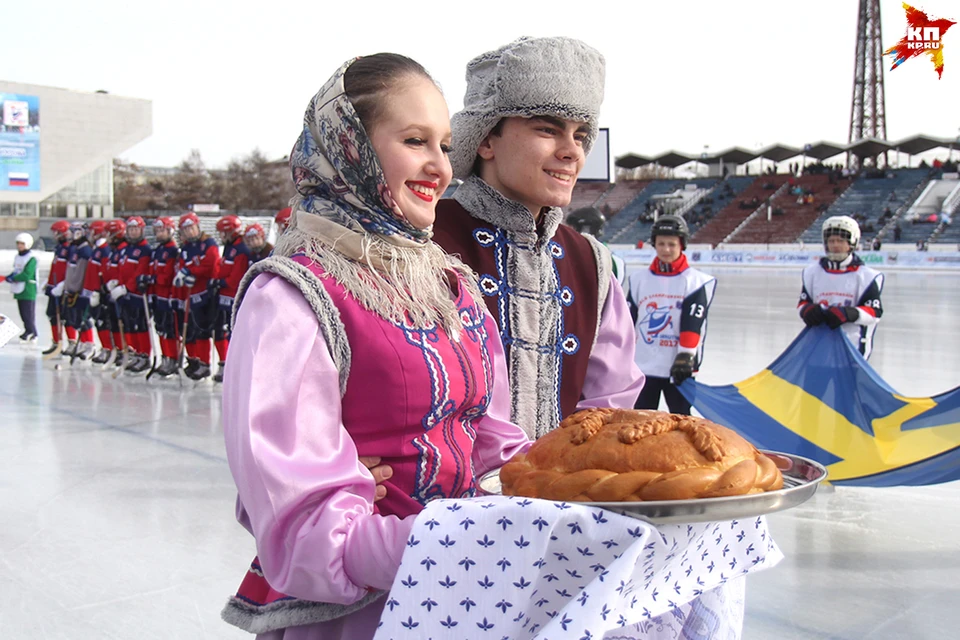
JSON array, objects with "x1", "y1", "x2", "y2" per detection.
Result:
[{"x1": 884, "y1": 2, "x2": 956, "y2": 78}]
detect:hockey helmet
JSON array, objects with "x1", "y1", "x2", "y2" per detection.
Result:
[
  {"x1": 15, "y1": 232, "x2": 34, "y2": 249},
  {"x1": 275, "y1": 207, "x2": 292, "y2": 231},
  {"x1": 106, "y1": 219, "x2": 127, "y2": 240},
  {"x1": 51, "y1": 220, "x2": 71, "y2": 240},
  {"x1": 650, "y1": 215, "x2": 690, "y2": 250},
  {"x1": 822, "y1": 215, "x2": 859, "y2": 260}
]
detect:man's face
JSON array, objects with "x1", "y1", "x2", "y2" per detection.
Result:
[
  {"x1": 477, "y1": 116, "x2": 587, "y2": 217},
  {"x1": 826, "y1": 236, "x2": 851, "y2": 256},
  {"x1": 655, "y1": 236, "x2": 683, "y2": 263}
]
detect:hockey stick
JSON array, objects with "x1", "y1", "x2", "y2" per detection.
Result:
[
  {"x1": 176, "y1": 290, "x2": 191, "y2": 388},
  {"x1": 144, "y1": 294, "x2": 162, "y2": 381},
  {"x1": 68, "y1": 294, "x2": 85, "y2": 367},
  {"x1": 112, "y1": 303, "x2": 128, "y2": 379}
]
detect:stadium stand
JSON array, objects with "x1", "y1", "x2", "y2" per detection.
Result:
[
  {"x1": 691, "y1": 175, "x2": 791, "y2": 246},
  {"x1": 729, "y1": 174, "x2": 849, "y2": 243}
]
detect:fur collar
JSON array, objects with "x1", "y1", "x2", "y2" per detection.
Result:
[{"x1": 452, "y1": 175, "x2": 563, "y2": 240}]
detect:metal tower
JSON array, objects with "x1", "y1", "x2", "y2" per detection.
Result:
[{"x1": 848, "y1": 0, "x2": 888, "y2": 168}]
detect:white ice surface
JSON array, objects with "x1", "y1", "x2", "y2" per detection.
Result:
[{"x1": 1, "y1": 266, "x2": 958, "y2": 639}]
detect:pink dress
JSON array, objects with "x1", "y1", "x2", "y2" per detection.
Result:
[{"x1": 221, "y1": 256, "x2": 530, "y2": 639}]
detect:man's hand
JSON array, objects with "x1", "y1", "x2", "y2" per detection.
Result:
[
  {"x1": 824, "y1": 305, "x2": 859, "y2": 330},
  {"x1": 670, "y1": 352, "x2": 696, "y2": 385},
  {"x1": 360, "y1": 456, "x2": 393, "y2": 502},
  {"x1": 800, "y1": 304, "x2": 825, "y2": 327}
]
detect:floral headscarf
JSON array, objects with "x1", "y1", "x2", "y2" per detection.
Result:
[
  {"x1": 288, "y1": 58, "x2": 430, "y2": 243},
  {"x1": 274, "y1": 58, "x2": 481, "y2": 336}
]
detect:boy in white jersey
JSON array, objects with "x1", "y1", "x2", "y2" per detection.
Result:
[
  {"x1": 626, "y1": 215, "x2": 716, "y2": 414},
  {"x1": 798, "y1": 215, "x2": 884, "y2": 359}
]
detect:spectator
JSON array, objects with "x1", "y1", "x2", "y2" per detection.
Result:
[
  {"x1": 872, "y1": 237, "x2": 882, "y2": 251},
  {"x1": 894, "y1": 223, "x2": 902, "y2": 241}
]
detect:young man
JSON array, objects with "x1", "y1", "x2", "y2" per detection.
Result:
[
  {"x1": 432, "y1": 36, "x2": 643, "y2": 438},
  {"x1": 798, "y1": 215, "x2": 884, "y2": 359},
  {"x1": 102, "y1": 220, "x2": 128, "y2": 367},
  {"x1": 625, "y1": 215, "x2": 716, "y2": 415},
  {"x1": 147, "y1": 217, "x2": 181, "y2": 377},
  {"x1": 173, "y1": 212, "x2": 221, "y2": 381},
  {"x1": 209, "y1": 214, "x2": 250, "y2": 382}
]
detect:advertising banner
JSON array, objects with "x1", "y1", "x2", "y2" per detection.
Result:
[
  {"x1": 0, "y1": 93, "x2": 40, "y2": 192},
  {"x1": 615, "y1": 248, "x2": 960, "y2": 270}
]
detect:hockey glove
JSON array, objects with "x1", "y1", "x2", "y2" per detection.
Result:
[
  {"x1": 800, "y1": 303, "x2": 825, "y2": 327},
  {"x1": 670, "y1": 352, "x2": 696, "y2": 385},
  {"x1": 207, "y1": 278, "x2": 224, "y2": 293},
  {"x1": 44, "y1": 284, "x2": 54, "y2": 296},
  {"x1": 824, "y1": 305, "x2": 859, "y2": 330},
  {"x1": 105, "y1": 279, "x2": 119, "y2": 291},
  {"x1": 136, "y1": 274, "x2": 155, "y2": 292},
  {"x1": 109, "y1": 285, "x2": 128, "y2": 302},
  {"x1": 172, "y1": 268, "x2": 193, "y2": 288},
  {"x1": 89, "y1": 291, "x2": 101, "y2": 308},
  {"x1": 51, "y1": 281, "x2": 66, "y2": 297}
]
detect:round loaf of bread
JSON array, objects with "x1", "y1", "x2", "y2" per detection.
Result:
[{"x1": 500, "y1": 408, "x2": 783, "y2": 502}]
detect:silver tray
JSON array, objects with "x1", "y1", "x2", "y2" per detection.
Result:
[{"x1": 477, "y1": 451, "x2": 826, "y2": 525}]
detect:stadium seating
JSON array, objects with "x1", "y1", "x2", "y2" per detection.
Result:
[
  {"x1": 730, "y1": 174, "x2": 847, "y2": 244},
  {"x1": 691, "y1": 175, "x2": 791, "y2": 245},
  {"x1": 566, "y1": 182, "x2": 612, "y2": 211},
  {"x1": 606, "y1": 179, "x2": 717, "y2": 245},
  {"x1": 798, "y1": 168, "x2": 929, "y2": 245}
]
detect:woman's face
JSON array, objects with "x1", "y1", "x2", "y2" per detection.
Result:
[{"x1": 368, "y1": 76, "x2": 453, "y2": 230}]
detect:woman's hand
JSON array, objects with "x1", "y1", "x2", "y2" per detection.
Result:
[{"x1": 359, "y1": 456, "x2": 393, "y2": 501}]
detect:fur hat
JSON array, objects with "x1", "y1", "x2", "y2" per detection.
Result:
[{"x1": 450, "y1": 36, "x2": 606, "y2": 180}]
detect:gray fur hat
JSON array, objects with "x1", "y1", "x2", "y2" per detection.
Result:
[{"x1": 450, "y1": 36, "x2": 606, "y2": 180}]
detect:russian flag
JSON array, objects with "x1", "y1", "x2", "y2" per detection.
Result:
[{"x1": 8, "y1": 172, "x2": 29, "y2": 187}]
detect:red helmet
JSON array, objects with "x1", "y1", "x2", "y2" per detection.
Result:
[
  {"x1": 125, "y1": 215, "x2": 146, "y2": 229},
  {"x1": 153, "y1": 216, "x2": 176, "y2": 230},
  {"x1": 89, "y1": 220, "x2": 109, "y2": 235},
  {"x1": 106, "y1": 219, "x2": 127, "y2": 238},
  {"x1": 216, "y1": 215, "x2": 243, "y2": 234},
  {"x1": 51, "y1": 220, "x2": 71, "y2": 234},
  {"x1": 275, "y1": 207, "x2": 292, "y2": 229},
  {"x1": 179, "y1": 212, "x2": 200, "y2": 230},
  {"x1": 244, "y1": 223, "x2": 265, "y2": 239}
]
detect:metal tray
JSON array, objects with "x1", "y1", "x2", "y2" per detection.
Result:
[{"x1": 477, "y1": 451, "x2": 827, "y2": 525}]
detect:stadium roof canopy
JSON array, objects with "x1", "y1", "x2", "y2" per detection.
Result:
[
  {"x1": 708, "y1": 147, "x2": 757, "y2": 164},
  {"x1": 803, "y1": 141, "x2": 847, "y2": 160},
  {"x1": 755, "y1": 144, "x2": 802, "y2": 162},
  {"x1": 847, "y1": 137, "x2": 893, "y2": 158},
  {"x1": 891, "y1": 134, "x2": 956, "y2": 155},
  {"x1": 653, "y1": 151, "x2": 694, "y2": 168},
  {"x1": 614, "y1": 153, "x2": 652, "y2": 169}
]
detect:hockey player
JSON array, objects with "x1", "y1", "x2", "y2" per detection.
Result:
[
  {"x1": 274, "y1": 207, "x2": 292, "y2": 234},
  {"x1": 209, "y1": 214, "x2": 250, "y2": 382},
  {"x1": 102, "y1": 220, "x2": 128, "y2": 367},
  {"x1": 81, "y1": 220, "x2": 116, "y2": 364},
  {"x1": 798, "y1": 215, "x2": 884, "y2": 359},
  {"x1": 107, "y1": 216, "x2": 152, "y2": 373},
  {"x1": 625, "y1": 215, "x2": 716, "y2": 415},
  {"x1": 242, "y1": 223, "x2": 272, "y2": 263},
  {"x1": 173, "y1": 212, "x2": 221, "y2": 380},
  {"x1": 61, "y1": 222, "x2": 97, "y2": 360},
  {"x1": 146, "y1": 217, "x2": 181, "y2": 377},
  {"x1": 42, "y1": 220, "x2": 73, "y2": 356}
]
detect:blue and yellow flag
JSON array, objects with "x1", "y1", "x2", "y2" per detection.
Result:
[{"x1": 679, "y1": 326, "x2": 960, "y2": 486}]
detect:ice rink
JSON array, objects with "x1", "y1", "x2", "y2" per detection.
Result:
[{"x1": 2, "y1": 266, "x2": 959, "y2": 639}]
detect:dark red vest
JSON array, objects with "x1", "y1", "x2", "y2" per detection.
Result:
[{"x1": 433, "y1": 199, "x2": 600, "y2": 420}]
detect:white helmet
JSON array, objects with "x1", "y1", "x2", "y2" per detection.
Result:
[
  {"x1": 15, "y1": 232, "x2": 34, "y2": 250},
  {"x1": 822, "y1": 215, "x2": 859, "y2": 260}
]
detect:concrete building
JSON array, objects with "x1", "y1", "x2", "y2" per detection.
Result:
[{"x1": 0, "y1": 81, "x2": 151, "y2": 246}]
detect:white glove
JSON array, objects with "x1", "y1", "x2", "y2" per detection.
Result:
[
  {"x1": 51, "y1": 281, "x2": 65, "y2": 297},
  {"x1": 172, "y1": 269, "x2": 190, "y2": 288},
  {"x1": 106, "y1": 279, "x2": 119, "y2": 291},
  {"x1": 89, "y1": 291, "x2": 101, "y2": 308},
  {"x1": 109, "y1": 285, "x2": 127, "y2": 302}
]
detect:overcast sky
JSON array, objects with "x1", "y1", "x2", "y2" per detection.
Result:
[{"x1": 5, "y1": 0, "x2": 958, "y2": 169}]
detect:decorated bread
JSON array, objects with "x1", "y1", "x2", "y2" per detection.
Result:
[{"x1": 499, "y1": 408, "x2": 783, "y2": 502}]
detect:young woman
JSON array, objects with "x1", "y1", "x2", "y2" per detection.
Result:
[{"x1": 221, "y1": 54, "x2": 529, "y2": 639}]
